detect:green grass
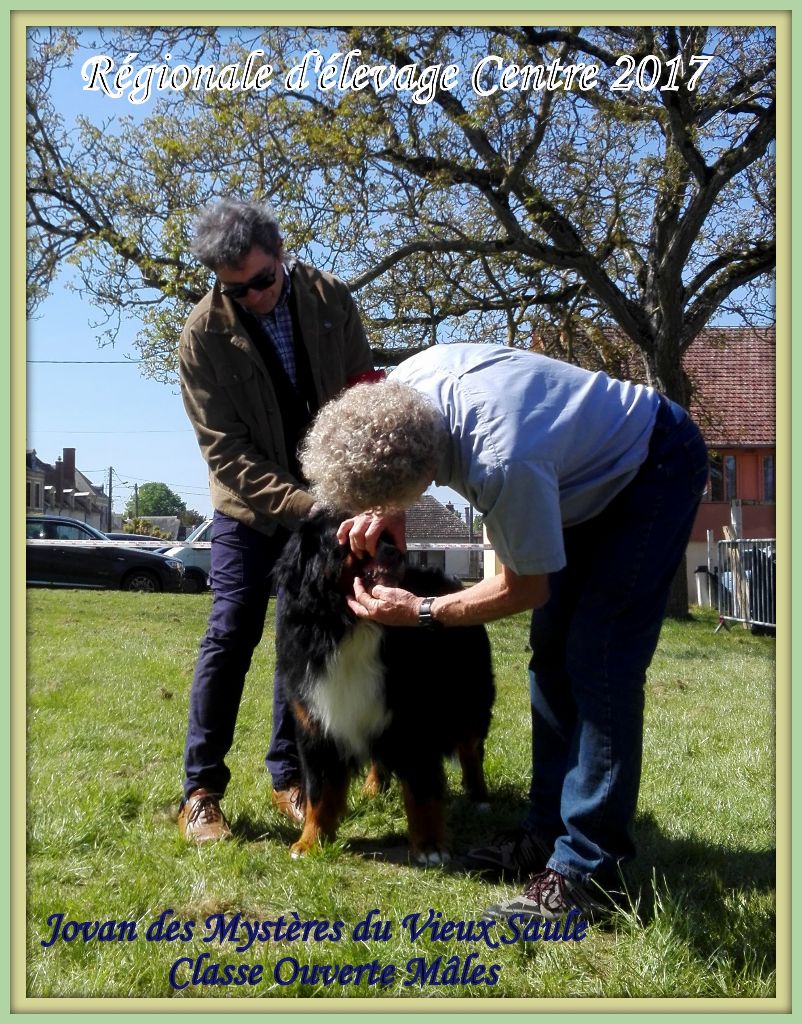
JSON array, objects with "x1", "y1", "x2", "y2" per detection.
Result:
[{"x1": 25, "y1": 591, "x2": 776, "y2": 1000}]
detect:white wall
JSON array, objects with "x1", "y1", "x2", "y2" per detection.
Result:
[{"x1": 445, "y1": 548, "x2": 471, "y2": 578}]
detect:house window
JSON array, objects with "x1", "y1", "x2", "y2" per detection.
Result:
[
  {"x1": 34, "y1": 483, "x2": 41, "y2": 509},
  {"x1": 26, "y1": 482, "x2": 31, "y2": 509},
  {"x1": 708, "y1": 453, "x2": 737, "y2": 501},
  {"x1": 762, "y1": 456, "x2": 775, "y2": 502}
]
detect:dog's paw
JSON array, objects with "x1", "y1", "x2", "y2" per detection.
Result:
[
  {"x1": 413, "y1": 848, "x2": 452, "y2": 867},
  {"x1": 290, "y1": 840, "x2": 313, "y2": 859}
]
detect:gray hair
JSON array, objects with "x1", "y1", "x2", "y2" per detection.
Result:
[
  {"x1": 300, "y1": 381, "x2": 447, "y2": 513},
  {"x1": 189, "y1": 198, "x2": 282, "y2": 270}
]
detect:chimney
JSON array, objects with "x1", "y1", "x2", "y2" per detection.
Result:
[{"x1": 62, "y1": 448, "x2": 76, "y2": 490}]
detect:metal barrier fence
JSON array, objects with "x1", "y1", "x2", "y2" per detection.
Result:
[{"x1": 715, "y1": 538, "x2": 776, "y2": 628}]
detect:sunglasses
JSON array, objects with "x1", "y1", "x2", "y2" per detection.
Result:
[{"x1": 219, "y1": 266, "x2": 278, "y2": 300}]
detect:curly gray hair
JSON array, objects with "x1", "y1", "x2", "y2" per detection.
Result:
[
  {"x1": 190, "y1": 198, "x2": 282, "y2": 270},
  {"x1": 300, "y1": 381, "x2": 447, "y2": 513}
]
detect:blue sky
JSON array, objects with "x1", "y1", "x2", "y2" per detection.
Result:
[{"x1": 28, "y1": 279, "x2": 215, "y2": 518}]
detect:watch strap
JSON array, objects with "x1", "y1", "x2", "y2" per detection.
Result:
[{"x1": 418, "y1": 596, "x2": 439, "y2": 628}]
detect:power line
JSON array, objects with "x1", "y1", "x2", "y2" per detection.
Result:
[
  {"x1": 27, "y1": 359, "x2": 144, "y2": 364},
  {"x1": 29, "y1": 429, "x2": 193, "y2": 435},
  {"x1": 114, "y1": 471, "x2": 208, "y2": 489}
]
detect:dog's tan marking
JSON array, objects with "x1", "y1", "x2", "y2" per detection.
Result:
[
  {"x1": 291, "y1": 700, "x2": 318, "y2": 737},
  {"x1": 362, "y1": 760, "x2": 390, "y2": 797},
  {"x1": 290, "y1": 778, "x2": 350, "y2": 857}
]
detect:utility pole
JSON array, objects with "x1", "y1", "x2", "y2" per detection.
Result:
[
  {"x1": 134, "y1": 483, "x2": 139, "y2": 519},
  {"x1": 107, "y1": 467, "x2": 113, "y2": 532}
]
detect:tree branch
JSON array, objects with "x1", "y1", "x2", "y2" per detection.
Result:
[{"x1": 682, "y1": 242, "x2": 775, "y2": 343}]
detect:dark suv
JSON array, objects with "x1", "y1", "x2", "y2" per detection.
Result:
[{"x1": 26, "y1": 516, "x2": 185, "y2": 592}]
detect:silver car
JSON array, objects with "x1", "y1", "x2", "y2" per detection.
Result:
[{"x1": 161, "y1": 519, "x2": 213, "y2": 593}]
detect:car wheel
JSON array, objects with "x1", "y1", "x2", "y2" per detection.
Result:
[
  {"x1": 122, "y1": 569, "x2": 161, "y2": 593},
  {"x1": 182, "y1": 569, "x2": 207, "y2": 594}
]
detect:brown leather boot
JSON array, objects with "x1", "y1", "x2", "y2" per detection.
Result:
[
  {"x1": 271, "y1": 781, "x2": 305, "y2": 824},
  {"x1": 177, "y1": 788, "x2": 232, "y2": 842}
]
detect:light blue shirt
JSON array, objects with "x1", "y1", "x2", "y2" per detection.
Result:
[{"x1": 390, "y1": 344, "x2": 660, "y2": 575}]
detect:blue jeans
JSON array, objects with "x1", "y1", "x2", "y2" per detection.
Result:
[
  {"x1": 182, "y1": 512, "x2": 300, "y2": 800},
  {"x1": 524, "y1": 397, "x2": 708, "y2": 884}
]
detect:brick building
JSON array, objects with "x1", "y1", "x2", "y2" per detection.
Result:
[{"x1": 683, "y1": 327, "x2": 775, "y2": 590}]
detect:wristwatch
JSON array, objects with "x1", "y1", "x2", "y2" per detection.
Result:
[{"x1": 418, "y1": 597, "x2": 440, "y2": 628}]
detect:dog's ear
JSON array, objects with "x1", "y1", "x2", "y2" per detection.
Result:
[
  {"x1": 297, "y1": 517, "x2": 349, "y2": 580},
  {"x1": 273, "y1": 516, "x2": 327, "y2": 584},
  {"x1": 274, "y1": 515, "x2": 356, "y2": 610}
]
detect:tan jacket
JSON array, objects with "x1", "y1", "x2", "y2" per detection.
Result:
[{"x1": 179, "y1": 260, "x2": 375, "y2": 534}]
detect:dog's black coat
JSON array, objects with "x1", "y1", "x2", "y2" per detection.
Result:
[{"x1": 273, "y1": 512, "x2": 495, "y2": 859}]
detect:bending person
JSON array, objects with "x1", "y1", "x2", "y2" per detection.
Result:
[{"x1": 300, "y1": 342, "x2": 707, "y2": 923}]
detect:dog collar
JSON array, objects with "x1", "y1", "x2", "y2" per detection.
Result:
[{"x1": 418, "y1": 597, "x2": 441, "y2": 628}]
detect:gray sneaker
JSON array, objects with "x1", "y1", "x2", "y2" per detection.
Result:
[
  {"x1": 483, "y1": 868, "x2": 619, "y2": 924},
  {"x1": 464, "y1": 827, "x2": 551, "y2": 879}
]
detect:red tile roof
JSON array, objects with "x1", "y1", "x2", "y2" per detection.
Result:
[
  {"x1": 405, "y1": 494, "x2": 471, "y2": 543},
  {"x1": 683, "y1": 327, "x2": 775, "y2": 448},
  {"x1": 532, "y1": 324, "x2": 776, "y2": 448}
]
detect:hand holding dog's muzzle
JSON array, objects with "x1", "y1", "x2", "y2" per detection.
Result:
[{"x1": 349, "y1": 576, "x2": 422, "y2": 626}]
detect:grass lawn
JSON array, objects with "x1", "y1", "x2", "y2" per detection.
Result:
[{"x1": 24, "y1": 590, "x2": 777, "y2": 1002}]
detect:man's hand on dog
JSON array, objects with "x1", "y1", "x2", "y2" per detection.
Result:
[
  {"x1": 337, "y1": 511, "x2": 406, "y2": 557},
  {"x1": 348, "y1": 576, "x2": 423, "y2": 626}
]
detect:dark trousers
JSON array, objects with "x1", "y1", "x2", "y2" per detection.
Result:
[
  {"x1": 182, "y1": 511, "x2": 300, "y2": 800},
  {"x1": 524, "y1": 397, "x2": 708, "y2": 884}
]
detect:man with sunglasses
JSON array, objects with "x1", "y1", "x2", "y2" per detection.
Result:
[{"x1": 176, "y1": 198, "x2": 378, "y2": 842}]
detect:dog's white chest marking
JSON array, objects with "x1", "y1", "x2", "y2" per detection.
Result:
[{"x1": 307, "y1": 622, "x2": 390, "y2": 760}]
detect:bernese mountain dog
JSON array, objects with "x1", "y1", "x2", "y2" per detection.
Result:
[{"x1": 273, "y1": 512, "x2": 495, "y2": 864}]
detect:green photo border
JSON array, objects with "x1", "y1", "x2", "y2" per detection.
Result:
[{"x1": 7, "y1": 4, "x2": 792, "y2": 1019}]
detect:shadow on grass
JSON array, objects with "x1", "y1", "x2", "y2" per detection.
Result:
[
  {"x1": 624, "y1": 811, "x2": 775, "y2": 978},
  {"x1": 228, "y1": 783, "x2": 532, "y2": 860},
  {"x1": 232, "y1": 813, "x2": 300, "y2": 844},
  {"x1": 342, "y1": 835, "x2": 416, "y2": 865},
  {"x1": 634, "y1": 810, "x2": 775, "y2": 897}
]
